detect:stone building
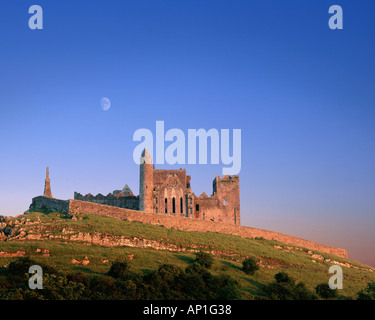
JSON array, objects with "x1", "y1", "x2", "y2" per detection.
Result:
[
  {"x1": 139, "y1": 147, "x2": 240, "y2": 225},
  {"x1": 32, "y1": 148, "x2": 241, "y2": 225}
]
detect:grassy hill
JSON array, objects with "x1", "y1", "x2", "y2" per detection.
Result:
[{"x1": 1, "y1": 211, "x2": 374, "y2": 299}]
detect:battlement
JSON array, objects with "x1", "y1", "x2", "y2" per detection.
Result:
[{"x1": 74, "y1": 192, "x2": 139, "y2": 210}]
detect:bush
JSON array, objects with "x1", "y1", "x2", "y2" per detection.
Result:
[
  {"x1": 107, "y1": 259, "x2": 130, "y2": 280},
  {"x1": 157, "y1": 264, "x2": 183, "y2": 284},
  {"x1": 242, "y1": 257, "x2": 259, "y2": 275},
  {"x1": 275, "y1": 272, "x2": 294, "y2": 284},
  {"x1": 357, "y1": 282, "x2": 375, "y2": 300},
  {"x1": 194, "y1": 252, "x2": 214, "y2": 269},
  {"x1": 216, "y1": 278, "x2": 242, "y2": 300},
  {"x1": 7, "y1": 257, "x2": 58, "y2": 284},
  {"x1": 67, "y1": 272, "x2": 90, "y2": 287},
  {"x1": 185, "y1": 262, "x2": 207, "y2": 275},
  {"x1": 315, "y1": 283, "x2": 338, "y2": 299},
  {"x1": 263, "y1": 272, "x2": 316, "y2": 300}
]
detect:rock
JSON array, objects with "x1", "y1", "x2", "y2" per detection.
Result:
[{"x1": 312, "y1": 254, "x2": 324, "y2": 260}]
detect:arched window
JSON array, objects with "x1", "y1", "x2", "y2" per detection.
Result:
[
  {"x1": 172, "y1": 197, "x2": 176, "y2": 214},
  {"x1": 165, "y1": 198, "x2": 168, "y2": 213},
  {"x1": 196, "y1": 204, "x2": 199, "y2": 211},
  {"x1": 180, "y1": 198, "x2": 183, "y2": 213}
]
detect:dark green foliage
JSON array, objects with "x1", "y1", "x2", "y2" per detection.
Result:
[
  {"x1": 158, "y1": 264, "x2": 183, "y2": 284},
  {"x1": 185, "y1": 262, "x2": 208, "y2": 275},
  {"x1": 194, "y1": 251, "x2": 214, "y2": 269},
  {"x1": 216, "y1": 278, "x2": 242, "y2": 300},
  {"x1": 242, "y1": 257, "x2": 259, "y2": 275},
  {"x1": 107, "y1": 259, "x2": 130, "y2": 280},
  {"x1": 7, "y1": 257, "x2": 58, "y2": 284},
  {"x1": 275, "y1": 272, "x2": 294, "y2": 284},
  {"x1": 67, "y1": 272, "x2": 90, "y2": 287},
  {"x1": 263, "y1": 272, "x2": 316, "y2": 300},
  {"x1": 315, "y1": 283, "x2": 338, "y2": 299},
  {"x1": 357, "y1": 282, "x2": 375, "y2": 300}
]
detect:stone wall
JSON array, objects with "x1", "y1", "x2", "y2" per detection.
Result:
[
  {"x1": 74, "y1": 192, "x2": 139, "y2": 210},
  {"x1": 29, "y1": 196, "x2": 70, "y2": 214},
  {"x1": 68, "y1": 199, "x2": 348, "y2": 258}
]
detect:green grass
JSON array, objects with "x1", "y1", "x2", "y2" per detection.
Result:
[{"x1": 1, "y1": 211, "x2": 374, "y2": 299}]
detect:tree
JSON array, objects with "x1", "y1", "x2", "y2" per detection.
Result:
[
  {"x1": 107, "y1": 259, "x2": 130, "y2": 280},
  {"x1": 242, "y1": 257, "x2": 259, "y2": 275},
  {"x1": 194, "y1": 252, "x2": 214, "y2": 269}
]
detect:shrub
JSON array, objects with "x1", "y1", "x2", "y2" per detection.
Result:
[
  {"x1": 89, "y1": 275, "x2": 119, "y2": 299},
  {"x1": 157, "y1": 264, "x2": 183, "y2": 284},
  {"x1": 275, "y1": 272, "x2": 294, "y2": 284},
  {"x1": 194, "y1": 252, "x2": 214, "y2": 269},
  {"x1": 185, "y1": 262, "x2": 207, "y2": 275},
  {"x1": 107, "y1": 259, "x2": 130, "y2": 280},
  {"x1": 7, "y1": 257, "x2": 57, "y2": 283},
  {"x1": 263, "y1": 272, "x2": 316, "y2": 300},
  {"x1": 242, "y1": 257, "x2": 259, "y2": 275},
  {"x1": 315, "y1": 283, "x2": 338, "y2": 299},
  {"x1": 216, "y1": 278, "x2": 242, "y2": 300},
  {"x1": 67, "y1": 272, "x2": 90, "y2": 287},
  {"x1": 357, "y1": 282, "x2": 375, "y2": 300}
]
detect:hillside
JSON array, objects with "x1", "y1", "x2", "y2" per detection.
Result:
[{"x1": 0, "y1": 211, "x2": 374, "y2": 299}]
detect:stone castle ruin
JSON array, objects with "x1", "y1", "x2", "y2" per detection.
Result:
[
  {"x1": 30, "y1": 148, "x2": 240, "y2": 225},
  {"x1": 73, "y1": 148, "x2": 240, "y2": 225},
  {"x1": 27, "y1": 148, "x2": 348, "y2": 258}
]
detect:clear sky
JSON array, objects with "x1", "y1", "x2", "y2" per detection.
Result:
[{"x1": 0, "y1": 1, "x2": 374, "y2": 267}]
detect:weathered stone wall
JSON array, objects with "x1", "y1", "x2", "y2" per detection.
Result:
[
  {"x1": 68, "y1": 199, "x2": 348, "y2": 258},
  {"x1": 74, "y1": 192, "x2": 139, "y2": 210},
  {"x1": 193, "y1": 175, "x2": 240, "y2": 225},
  {"x1": 29, "y1": 196, "x2": 70, "y2": 214},
  {"x1": 154, "y1": 174, "x2": 189, "y2": 216},
  {"x1": 153, "y1": 169, "x2": 187, "y2": 188}
]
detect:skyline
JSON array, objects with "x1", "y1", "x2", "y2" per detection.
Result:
[{"x1": 0, "y1": 0, "x2": 374, "y2": 268}]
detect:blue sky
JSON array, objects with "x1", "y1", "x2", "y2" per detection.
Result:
[{"x1": 0, "y1": 0, "x2": 374, "y2": 267}]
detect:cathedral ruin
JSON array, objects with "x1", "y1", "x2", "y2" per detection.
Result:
[{"x1": 30, "y1": 148, "x2": 240, "y2": 225}]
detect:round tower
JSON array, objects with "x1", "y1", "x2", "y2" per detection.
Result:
[{"x1": 139, "y1": 147, "x2": 153, "y2": 212}]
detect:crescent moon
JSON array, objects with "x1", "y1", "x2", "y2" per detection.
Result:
[{"x1": 100, "y1": 97, "x2": 111, "y2": 111}]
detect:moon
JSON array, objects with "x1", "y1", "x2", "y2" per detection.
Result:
[{"x1": 100, "y1": 97, "x2": 111, "y2": 111}]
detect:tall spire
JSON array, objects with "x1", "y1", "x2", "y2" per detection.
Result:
[{"x1": 43, "y1": 167, "x2": 53, "y2": 198}]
